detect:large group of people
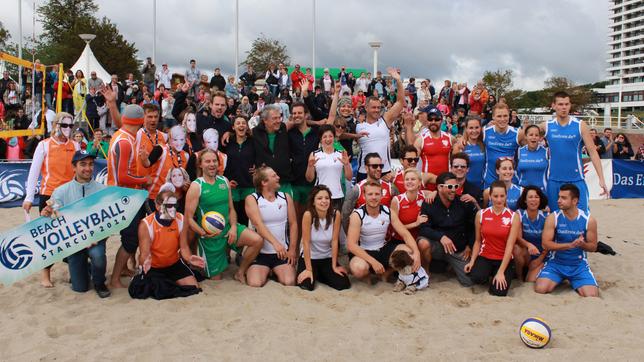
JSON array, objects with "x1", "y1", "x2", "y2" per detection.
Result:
[{"x1": 14, "y1": 60, "x2": 616, "y2": 300}]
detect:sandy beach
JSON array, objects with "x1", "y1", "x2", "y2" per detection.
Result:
[{"x1": 0, "y1": 198, "x2": 643, "y2": 361}]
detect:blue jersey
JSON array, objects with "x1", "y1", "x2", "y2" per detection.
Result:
[
  {"x1": 483, "y1": 125, "x2": 519, "y2": 188},
  {"x1": 548, "y1": 209, "x2": 589, "y2": 265},
  {"x1": 545, "y1": 117, "x2": 584, "y2": 182},
  {"x1": 519, "y1": 209, "x2": 547, "y2": 252},
  {"x1": 487, "y1": 183, "x2": 522, "y2": 211},
  {"x1": 464, "y1": 142, "x2": 485, "y2": 188},
  {"x1": 516, "y1": 145, "x2": 548, "y2": 191}
]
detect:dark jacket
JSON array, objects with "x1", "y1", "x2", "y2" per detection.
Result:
[
  {"x1": 252, "y1": 121, "x2": 292, "y2": 182},
  {"x1": 418, "y1": 197, "x2": 477, "y2": 253},
  {"x1": 288, "y1": 126, "x2": 320, "y2": 185},
  {"x1": 210, "y1": 74, "x2": 226, "y2": 91},
  {"x1": 239, "y1": 71, "x2": 257, "y2": 87},
  {"x1": 194, "y1": 112, "x2": 232, "y2": 152},
  {"x1": 223, "y1": 138, "x2": 255, "y2": 188}
]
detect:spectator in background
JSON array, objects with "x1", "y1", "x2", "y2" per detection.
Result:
[
  {"x1": 0, "y1": 71, "x2": 11, "y2": 99},
  {"x1": 509, "y1": 109, "x2": 522, "y2": 128},
  {"x1": 438, "y1": 80, "x2": 454, "y2": 106},
  {"x1": 600, "y1": 127, "x2": 614, "y2": 159},
  {"x1": 225, "y1": 76, "x2": 240, "y2": 101},
  {"x1": 185, "y1": 59, "x2": 201, "y2": 96},
  {"x1": 239, "y1": 65, "x2": 257, "y2": 94},
  {"x1": 142, "y1": 57, "x2": 156, "y2": 91},
  {"x1": 304, "y1": 68, "x2": 315, "y2": 91},
  {"x1": 368, "y1": 71, "x2": 387, "y2": 100},
  {"x1": 3, "y1": 81, "x2": 21, "y2": 111},
  {"x1": 265, "y1": 63, "x2": 280, "y2": 98},
  {"x1": 85, "y1": 86, "x2": 104, "y2": 131},
  {"x1": 107, "y1": 74, "x2": 125, "y2": 108},
  {"x1": 635, "y1": 144, "x2": 644, "y2": 160},
  {"x1": 278, "y1": 67, "x2": 291, "y2": 95},
  {"x1": 612, "y1": 133, "x2": 634, "y2": 159},
  {"x1": 73, "y1": 130, "x2": 87, "y2": 150},
  {"x1": 586, "y1": 128, "x2": 606, "y2": 158},
  {"x1": 156, "y1": 63, "x2": 172, "y2": 89},
  {"x1": 45, "y1": 68, "x2": 56, "y2": 110},
  {"x1": 406, "y1": 77, "x2": 417, "y2": 109},
  {"x1": 319, "y1": 68, "x2": 334, "y2": 95},
  {"x1": 468, "y1": 80, "x2": 489, "y2": 116},
  {"x1": 290, "y1": 64, "x2": 305, "y2": 93},
  {"x1": 457, "y1": 83, "x2": 469, "y2": 113},
  {"x1": 87, "y1": 71, "x2": 104, "y2": 91},
  {"x1": 355, "y1": 72, "x2": 369, "y2": 94},
  {"x1": 417, "y1": 80, "x2": 431, "y2": 106},
  {"x1": 161, "y1": 93, "x2": 176, "y2": 129},
  {"x1": 87, "y1": 128, "x2": 109, "y2": 158},
  {"x1": 482, "y1": 94, "x2": 497, "y2": 124},
  {"x1": 210, "y1": 67, "x2": 226, "y2": 91}
]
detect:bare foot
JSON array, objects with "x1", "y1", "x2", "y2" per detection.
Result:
[
  {"x1": 210, "y1": 274, "x2": 223, "y2": 281},
  {"x1": 234, "y1": 271, "x2": 247, "y2": 285},
  {"x1": 40, "y1": 279, "x2": 54, "y2": 288},
  {"x1": 110, "y1": 278, "x2": 126, "y2": 288},
  {"x1": 40, "y1": 269, "x2": 54, "y2": 288},
  {"x1": 121, "y1": 268, "x2": 136, "y2": 278}
]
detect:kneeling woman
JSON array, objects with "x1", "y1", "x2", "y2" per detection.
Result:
[
  {"x1": 245, "y1": 167, "x2": 298, "y2": 287},
  {"x1": 515, "y1": 186, "x2": 549, "y2": 282},
  {"x1": 184, "y1": 149, "x2": 263, "y2": 284},
  {"x1": 465, "y1": 181, "x2": 520, "y2": 296},
  {"x1": 297, "y1": 185, "x2": 350, "y2": 291}
]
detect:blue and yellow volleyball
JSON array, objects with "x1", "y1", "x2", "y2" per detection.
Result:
[
  {"x1": 202, "y1": 211, "x2": 226, "y2": 236},
  {"x1": 519, "y1": 317, "x2": 551, "y2": 348}
]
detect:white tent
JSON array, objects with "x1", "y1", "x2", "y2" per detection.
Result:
[{"x1": 70, "y1": 43, "x2": 111, "y2": 83}]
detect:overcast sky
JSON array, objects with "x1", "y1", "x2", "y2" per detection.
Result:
[{"x1": 2, "y1": 0, "x2": 608, "y2": 90}]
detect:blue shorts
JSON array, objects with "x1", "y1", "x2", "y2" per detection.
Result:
[
  {"x1": 546, "y1": 179, "x2": 589, "y2": 213},
  {"x1": 537, "y1": 260, "x2": 597, "y2": 290}
]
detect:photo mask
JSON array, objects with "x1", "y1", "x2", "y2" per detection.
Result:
[
  {"x1": 159, "y1": 196, "x2": 177, "y2": 220},
  {"x1": 170, "y1": 168, "x2": 185, "y2": 188},
  {"x1": 185, "y1": 114, "x2": 197, "y2": 133},
  {"x1": 170, "y1": 126, "x2": 186, "y2": 152},
  {"x1": 203, "y1": 128, "x2": 219, "y2": 151}
]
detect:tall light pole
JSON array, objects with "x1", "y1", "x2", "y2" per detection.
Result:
[
  {"x1": 152, "y1": 0, "x2": 157, "y2": 65},
  {"x1": 617, "y1": 68, "x2": 623, "y2": 128},
  {"x1": 79, "y1": 33, "x2": 96, "y2": 77},
  {"x1": 18, "y1": 0, "x2": 23, "y2": 90},
  {"x1": 312, "y1": 0, "x2": 316, "y2": 79},
  {"x1": 235, "y1": 0, "x2": 239, "y2": 80},
  {"x1": 368, "y1": 41, "x2": 382, "y2": 76}
]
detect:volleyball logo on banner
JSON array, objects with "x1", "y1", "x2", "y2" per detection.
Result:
[
  {"x1": 0, "y1": 236, "x2": 33, "y2": 270},
  {"x1": 0, "y1": 169, "x2": 32, "y2": 204}
]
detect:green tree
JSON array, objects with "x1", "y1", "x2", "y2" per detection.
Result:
[
  {"x1": 242, "y1": 34, "x2": 290, "y2": 73},
  {"x1": 35, "y1": 0, "x2": 140, "y2": 79},
  {"x1": 0, "y1": 21, "x2": 10, "y2": 49},
  {"x1": 543, "y1": 76, "x2": 594, "y2": 111},
  {"x1": 482, "y1": 69, "x2": 513, "y2": 99}
]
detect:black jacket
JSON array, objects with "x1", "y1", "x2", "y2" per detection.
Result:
[
  {"x1": 418, "y1": 197, "x2": 477, "y2": 253},
  {"x1": 194, "y1": 112, "x2": 232, "y2": 152},
  {"x1": 252, "y1": 121, "x2": 292, "y2": 182},
  {"x1": 288, "y1": 126, "x2": 320, "y2": 185},
  {"x1": 210, "y1": 75, "x2": 226, "y2": 91},
  {"x1": 223, "y1": 138, "x2": 256, "y2": 189}
]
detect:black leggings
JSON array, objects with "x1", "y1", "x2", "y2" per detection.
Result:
[
  {"x1": 297, "y1": 256, "x2": 350, "y2": 291},
  {"x1": 469, "y1": 256, "x2": 515, "y2": 296}
]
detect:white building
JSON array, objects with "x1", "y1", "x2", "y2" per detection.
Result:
[{"x1": 595, "y1": 0, "x2": 644, "y2": 112}]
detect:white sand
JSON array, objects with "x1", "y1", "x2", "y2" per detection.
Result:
[{"x1": 0, "y1": 199, "x2": 643, "y2": 361}]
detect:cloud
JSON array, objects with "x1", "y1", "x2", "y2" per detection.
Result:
[{"x1": 1, "y1": 0, "x2": 608, "y2": 90}]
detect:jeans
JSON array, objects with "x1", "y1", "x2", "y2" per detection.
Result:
[
  {"x1": 67, "y1": 239, "x2": 107, "y2": 292},
  {"x1": 269, "y1": 84, "x2": 279, "y2": 98}
]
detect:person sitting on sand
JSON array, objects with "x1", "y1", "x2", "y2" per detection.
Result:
[{"x1": 534, "y1": 184, "x2": 599, "y2": 297}]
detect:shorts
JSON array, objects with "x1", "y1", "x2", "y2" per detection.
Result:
[
  {"x1": 252, "y1": 253, "x2": 289, "y2": 269},
  {"x1": 197, "y1": 223, "x2": 247, "y2": 277},
  {"x1": 230, "y1": 187, "x2": 255, "y2": 202},
  {"x1": 278, "y1": 182, "x2": 293, "y2": 197},
  {"x1": 546, "y1": 179, "x2": 589, "y2": 213},
  {"x1": 150, "y1": 259, "x2": 194, "y2": 282},
  {"x1": 291, "y1": 184, "x2": 313, "y2": 204},
  {"x1": 121, "y1": 205, "x2": 146, "y2": 254},
  {"x1": 537, "y1": 260, "x2": 597, "y2": 290},
  {"x1": 350, "y1": 240, "x2": 401, "y2": 272}
]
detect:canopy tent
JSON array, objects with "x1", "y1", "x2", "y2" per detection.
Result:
[{"x1": 70, "y1": 43, "x2": 111, "y2": 82}]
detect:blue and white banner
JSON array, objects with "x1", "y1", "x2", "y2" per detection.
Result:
[
  {"x1": 611, "y1": 160, "x2": 644, "y2": 199},
  {"x1": 0, "y1": 160, "x2": 108, "y2": 208},
  {"x1": 0, "y1": 186, "x2": 147, "y2": 285}
]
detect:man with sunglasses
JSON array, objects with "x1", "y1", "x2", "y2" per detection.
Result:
[
  {"x1": 417, "y1": 172, "x2": 477, "y2": 285},
  {"x1": 412, "y1": 106, "x2": 455, "y2": 191},
  {"x1": 342, "y1": 153, "x2": 398, "y2": 230},
  {"x1": 450, "y1": 152, "x2": 483, "y2": 209}
]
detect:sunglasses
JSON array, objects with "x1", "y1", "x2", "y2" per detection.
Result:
[
  {"x1": 440, "y1": 184, "x2": 459, "y2": 190},
  {"x1": 428, "y1": 118, "x2": 442, "y2": 122},
  {"x1": 163, "y1": 203, "x2": 177, "y2": 209},
  {"x1": 368, "y1": 164, "x2": 384, "y2": 169},
  {"x1": 452, "y1": 164, "x2": 468, "y2": 169},
  {"x1": 403, "y1": 157, "x2": 419, "y2": 163},
  {"x1": 335, "y1": 125, "x2": 346, "y2": 129},
  {"x1": 59, "y1": 123, "x2": 73, "y2": 128}
]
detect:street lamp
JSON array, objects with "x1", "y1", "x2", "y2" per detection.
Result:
[
  {"x1": 79, "y1": 34, "x2": 96, "y2": 78},
  {"x1": 368, "y1": 41, "x2": 382, "y2": 76}
]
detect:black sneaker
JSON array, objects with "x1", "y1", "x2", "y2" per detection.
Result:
[{"x1": 95, "y1": 284, "x2": 111, "y2": 298}]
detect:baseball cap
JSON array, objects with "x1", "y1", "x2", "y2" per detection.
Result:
[
  {"x1": 419, "y1": 106, "x2": 442, "y2": 118},
  {"x1": 72, "y1": 150, "x2": 96, "y2": 164}
]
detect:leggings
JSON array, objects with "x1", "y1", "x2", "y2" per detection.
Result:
[
  {"x1": 469, "y1": 256, "x2": 515, "y2": 296},
  {"x1": 297, "y1": 256, "x2": 350, "y2": 291}
]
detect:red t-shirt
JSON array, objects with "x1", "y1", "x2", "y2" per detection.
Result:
[
  {"x1": 391, "y1": 192, "x2": 425, "y2": 240},
  {"x1": 420, "y1": 131, "x2": 452, "y2": 190},
  {"x1": 479, "y1": 207, "x2": 514, "y2": 261},
  {"x1": 355, "y1": 179, "x2": 393, "y2": 208}
]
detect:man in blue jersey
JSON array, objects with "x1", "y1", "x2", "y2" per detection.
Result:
[
  {"x1": 541, "y1": 92, "x2": 608, "y2": 212},
  {"x1": 482, "y1": 103, "x2": 520, "y2": 189},
  {"x1": 534, "y1": 184, "x2": 599, "y2": 297}
]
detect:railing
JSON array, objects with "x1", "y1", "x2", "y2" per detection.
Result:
[{"x1": 517, "y1": 113, "x2": 644, "y2": 131}]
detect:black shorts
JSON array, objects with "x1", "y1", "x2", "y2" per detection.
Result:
[
  {"x1": 120, "y1": 205, "x2": 146, "y2": 254},
  {"x1": 149, "y1": 259, "x2": 194, "y2": 282},
  {"x1": 252, "y1": 253, "x2": 288, "y2": 269},
  {"x1": 350, "y1": 240, "x2": 401, "y2": 272}
]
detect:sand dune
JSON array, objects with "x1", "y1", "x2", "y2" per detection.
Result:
[{"x1": 0, "y1": 199, "x2": 643, "y2": 361}]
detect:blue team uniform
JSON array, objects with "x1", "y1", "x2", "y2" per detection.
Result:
[
  {"x1": 544, "y1": 117, "x2": 589, "y2": 212},
  {"x1": 487, "y1": 183, "x2": 522, "y2": 211},
  {"x1": 482, "y1": 125, "x2": 519, "y2": 189},
  {"x1": 537, "y1": 209, "x2": 597, "y2": 290},
  {"x1": 464, "y1": 142, "x2": 485, "y2": 188},
  {"x1": 519, "y1": 209, "x2": 547, "y2": 260},
  {"x1": 516, "y1": 145, "x2": 548, "y2": 192}
]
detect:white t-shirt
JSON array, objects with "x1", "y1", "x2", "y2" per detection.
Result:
[
  {"x1": 353, "y1": 205, "x2": 390, "y2": 251},
  {"x1": 356, "y1": 117, "x2": 391, "y2": 173},
  {"x1": 302, "y1": 217, "x2": 334, "y2": 260},
  {"x1": 314, "y1": 149, "x2": 345, "y2": 199},
  {"x1": 253, "y1": 192, "x2": 289, "y2": 254}
]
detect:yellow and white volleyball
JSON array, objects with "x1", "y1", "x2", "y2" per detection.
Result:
[
  {"x1": 201, "y1": 211, "x2": 226, "y2": 236},
  {"x1": 519, "y1": 317, "x2": 551, "y2": 348}
]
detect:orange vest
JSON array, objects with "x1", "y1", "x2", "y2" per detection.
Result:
[
  {"x1": 40, "y1": 138, "x2": 77, "y2": 196},
  {"x1": 135, "y1": 128, "x2": 167, "y2": 177},
  {"x1": 142, "y1": 212, "x2": 184, "y2": 268},
  {"x1": 149, "y1": 146, "x2": 190, "y2": 200},
  {"x1": 107, "y1": 128, "x2": 139, "y2": 187}
]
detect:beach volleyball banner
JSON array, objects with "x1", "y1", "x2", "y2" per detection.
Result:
[
  {"x1": 0, "y1": 187, "x2": 147, "y2": 286},
  {"x1": 610, "y1": 160, "x2": 644, "y2": 199},
  {"x1": 0, "y1": 160, "x2": 108, "y2": 208}
]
